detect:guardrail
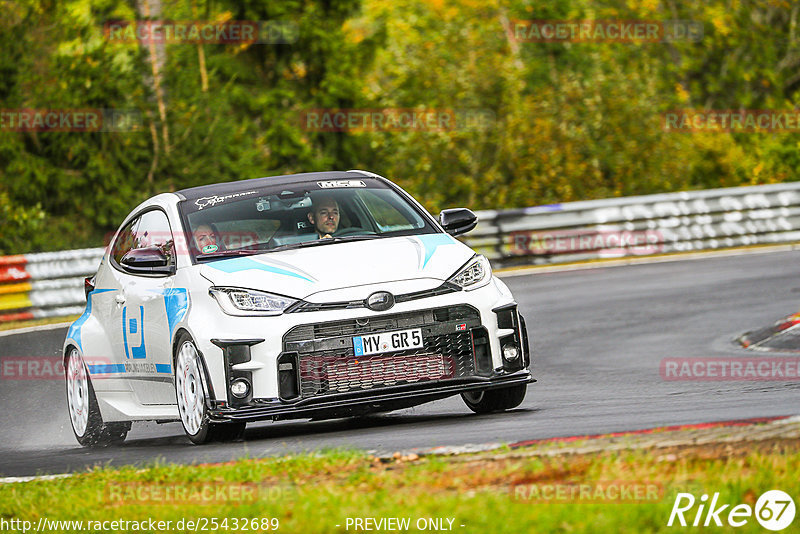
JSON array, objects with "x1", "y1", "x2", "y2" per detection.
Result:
[
  {"x1": 2, "y1": 182, "x2": 800, "y2": 323},
  {"x1": 0, "y1": 248, "x2": 104, "y2": 323},
  {"x1": 463, "y1": 182, "x2": 800, "y2": 267}
]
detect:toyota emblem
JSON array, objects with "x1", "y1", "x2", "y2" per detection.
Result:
[{"x1": 366, "y1": 291, "x2": 395, "y2": 311}]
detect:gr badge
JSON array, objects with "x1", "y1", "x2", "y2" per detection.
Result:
[{"x1": 317, "y1": 180, "x2": 366, "y2": 188}]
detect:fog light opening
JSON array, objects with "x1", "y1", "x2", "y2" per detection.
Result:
[
  {"x1": 503, "y1": 344, "x2": 520, "y2": 361},
  {"x1": 230, "y1": 378, "x2": 250, "y2": 399}
]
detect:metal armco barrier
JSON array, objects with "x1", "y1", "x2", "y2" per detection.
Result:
[
  {"x1": 1, "y1": 182, "x2": 800, "y2": 323},
  {"x1": 0, "y1": 248, "x2": 104, "y2": 322},
  {"x1": 463, "y1": 182, "x2": 800, "y2": 267}
]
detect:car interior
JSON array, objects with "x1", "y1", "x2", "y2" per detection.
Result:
[{"x1": 187, "y1": 192, "x2": 373, "y2": 255}]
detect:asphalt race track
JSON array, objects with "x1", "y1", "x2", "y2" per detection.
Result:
[{"x1": 2, "y1": 249, "x2": 799, "y2": 477}]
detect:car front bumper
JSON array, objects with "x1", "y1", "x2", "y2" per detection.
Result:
[{"x1": 207, "y1": 369, "x2": 534, "y2": 422}]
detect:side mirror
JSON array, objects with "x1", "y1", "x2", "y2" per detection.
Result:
[
  {"x1": 120, "y1": 247, "x2": 174, "y2": 276},
  {"x1": 84, "y1": 275, "x2": 96, "y2": 300},
  {"x1": 439, "y1": 208, "x2": 478, "y2": 236}
]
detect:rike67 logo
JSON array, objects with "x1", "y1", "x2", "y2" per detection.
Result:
[{"x1": 668, "y1": 490, "x2": 795, "y2": 531}]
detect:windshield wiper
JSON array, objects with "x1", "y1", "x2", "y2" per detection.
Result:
[
  {"x1": 328, "y1": 235, "x2": 382, "y2": 243},
  {"x1": 195, "y1": 249, "x2": 263, "y2": 262},
  {"x1": 266, "y1": 234, "x2": 382, "y2": 252}
]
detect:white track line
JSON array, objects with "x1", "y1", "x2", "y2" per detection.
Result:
[
  {"x1": 496, "y1": 243, "x2": 799, "y2": 277},
  {"x1": 0, "y1": 321, "x2": 74, "y2": 338},
  {"x1": 0, "y1": 473, "x2": 73, "y2": 484}
]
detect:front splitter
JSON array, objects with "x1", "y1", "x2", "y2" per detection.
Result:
[{"x1": 209, "y1": 371, "x2": 534, "y2": 423}]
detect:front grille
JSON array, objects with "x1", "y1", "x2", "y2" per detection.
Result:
[
  {"x1": 283, "y1": 306, "x2": 480, "y2": 397},
  {"x1": 284, "y1": 283, "x2": 460, "y2": 313}
]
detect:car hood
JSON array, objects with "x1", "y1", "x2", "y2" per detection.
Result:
[{"x1": 198, "y1": 234, "x2": 474, "y2": 300}]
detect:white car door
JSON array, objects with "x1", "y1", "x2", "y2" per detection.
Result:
[{"x1": 108, "y1": 209, "x2": 178, "y2": 405}]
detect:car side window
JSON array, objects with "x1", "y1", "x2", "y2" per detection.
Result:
[
  {"x1": 136, "y1": 210, "x2": 176, "y2": 264},
  {"x1": 111, "y1": 209, "x2": 175, "y2": 269},
  {"x1": 111, "y1": 216, "x2": 140, "y2": 265}
]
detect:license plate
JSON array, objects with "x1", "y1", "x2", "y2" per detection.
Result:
[{"x1": 352, "y1": 328, "x2": 424, "y2": 356}]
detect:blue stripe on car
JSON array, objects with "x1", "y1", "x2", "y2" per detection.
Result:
[
  {"x1": 87, "y1": 363, "x2": 126, "y2": 374},
  {"x1": 66, "y1": 288, "x2": 115, "y2": 352},
  {"x1": 162, "y1": 288, "x2": 189, "y2": 342},
  {"x1": 208, "y1": 257, "x2": 314, "y2": 282},
  {"x1": 86, "y1": 364, "x2": 172, "y2": 375},
  {"x1": 417, "y1": 234, "x2": 456, "y2": 268}
]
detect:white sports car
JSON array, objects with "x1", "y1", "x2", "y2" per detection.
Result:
[{"x1": 63, "y1": 170, "x2": 533, "y2": 445}]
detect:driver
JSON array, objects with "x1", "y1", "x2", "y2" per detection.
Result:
[{"x1": 307, "y1": 196, "x2": 340, "y2": 239}]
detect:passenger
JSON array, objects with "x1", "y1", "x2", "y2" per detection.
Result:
[{"x1": 193, "y1": 224, "x2": 220, "y2": 253}]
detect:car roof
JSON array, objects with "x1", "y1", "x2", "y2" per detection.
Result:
[{"x1": 174, "y1": 170, "x2": 380, "y2": 201}]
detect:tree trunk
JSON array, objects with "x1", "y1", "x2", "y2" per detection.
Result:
[{"x1": 136, "y1": 0, "x2": 170, "y2": 157}]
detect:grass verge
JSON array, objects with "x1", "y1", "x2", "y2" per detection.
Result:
[{"x1": 2, "y1": 439, "x2": 798, "y2": 533}]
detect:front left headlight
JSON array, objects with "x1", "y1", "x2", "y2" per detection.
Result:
[
  {"x1": 447, "y1": 254, "x2": 492, "y2": 290},
  {"x1": 209, "y1": 287, "x2": 298, "y2": 316}
]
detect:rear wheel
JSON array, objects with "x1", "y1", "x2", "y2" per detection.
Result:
[
  {"x1": 174, "y1": 334, "x2": 245, "y2": 444},
  {"x1": 462, "y1": 384, "x2": 527, "y2": 414},
  {"x1": 65, "y1": 348, "x2": 130, "y2": 447}
]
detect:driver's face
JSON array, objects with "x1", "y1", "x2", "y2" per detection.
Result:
[{"x1": 309, "y1": 199, "x2": 340, "y2": 237}]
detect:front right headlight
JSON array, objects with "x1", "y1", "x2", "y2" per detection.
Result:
[
  {"x1": 209, "y1": 287, "x2": 298, "y2": 316},
  {"x1": 447, "y1": 255, "x2": 492, "y2": 290}
]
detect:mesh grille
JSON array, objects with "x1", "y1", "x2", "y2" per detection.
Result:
[{"x1": 283, "y1": 306, "x2": 480, "y2": 397}]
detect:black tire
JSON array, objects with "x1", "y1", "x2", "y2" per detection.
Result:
[
  {"x1": 104, "y1": 422, "x2": 131, "y2": 444},
  {"x1": 461, "y1": 384, "x2": 527, "y2": 414},
  {"x1": 174, "y1": 333, "x2": 246, "y2": 444},
  {"x1": 65, "y1": 348, "x2": 130, "y2": 447}
]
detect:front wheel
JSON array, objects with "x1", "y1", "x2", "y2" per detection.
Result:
[
  {"x1": 174, "y1": 334, "x2": 245, "y2": 444},
  {"x1": 65, "y1": 348, "x2": 130, "y2": 447},
  {"x1": 462, "y1": 384, "x2": 527, "y2": 414}
]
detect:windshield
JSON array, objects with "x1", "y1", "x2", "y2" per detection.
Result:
[{"x1": 179, "y1": 178, "x2": 437, "y2": 262}]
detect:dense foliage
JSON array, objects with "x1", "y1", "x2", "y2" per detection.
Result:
[{"x1": 0, "y1": 0, "x2": 798, "y2": 253}]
